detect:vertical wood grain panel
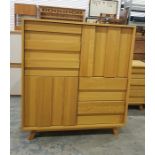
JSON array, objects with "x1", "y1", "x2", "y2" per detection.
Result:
[
  {"x1": 93, "y1": 27, "x2": 107, "y2": 76},
  {"x1": 104, "y1": 27, "x2": 121, "y2": 77},
  {"x1": 80, "y1": 26, "x2": 95, "y2": 76},
  {"x1": 24, "y1": 76, "x2": 37, "y2": 127},
  {"x1": 63, "y1": 77, "x2": 78, "y2": 125},
  {"x1": 52, "y1": 77, "x2": 65, "y2": 125},
  {"x1": 117, "y1": 28, "x2": 133, "y2": 77},
  {"x1": 36, "y1": 77, "x2": 53, "y2": 127}
]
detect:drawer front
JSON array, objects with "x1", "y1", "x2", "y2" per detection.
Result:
[
  {"x1": 129, "y1": 97, "x2": 145, "y2": 104},
  {"x1": 130, "y1": 85, "x2": 145, "y2": 90},
  {"x1": 79, "y1": 77, "x2": 127, "y2": 91},
  {"x1": 130, "y1": 89, "x2": 145, "y2": 97},
  {"x1": 131, "y1": 73, "x2": 145, "y2": 79},
  {"x1": 79, "y1": 77, "x2": 127, "y2": 102},
  {"x1": 24, "y1": 21, "x2": 82, "y2": 77},
  {"x1": 78, "y1": 101, "x2": 125, "y2": 115},
  {"x1": 78, "y1": 115, "x2": 123, "y2": 125},
  {"x1": 130, "y1": 79, "x2": 145, "y2": 86},
  {"x1": 132, "y1": 68, "x2": 145, "y2": 74},
  {"x1": 79, "y1": 92, "x2": 125, "y2": 101}
]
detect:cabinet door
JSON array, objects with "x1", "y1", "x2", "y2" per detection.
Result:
[
  {"x1": 24, "y1": 76, "x2": 78, "y2": 127},
  {"x1": 80, "y1": 26, "x2": 134, "y2": 77}
]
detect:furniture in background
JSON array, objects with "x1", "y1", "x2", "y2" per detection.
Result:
[
  {"x1": 14, "y1": 3, "x2": 37, "y2": 30},
  {"x1": 10, "y1": 31, "x2": 22, "y2": 95},
  {"x1": 129, "y1": 60, "x2": 145, "y2": 110},
  {"x1": 133, "y1": 32, "x2": 145, "y2": 60},
  {"x1": 22, "y1": 19, "x2": 135, "y2": 140},
  {"x1": 38, "y1": 6, "x2": 85, "y2": 22}
]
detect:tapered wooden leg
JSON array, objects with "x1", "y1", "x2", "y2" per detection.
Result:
[
  {"x1": 113, "y1": 128, "x2": 119, "y2": 137},
  {"x1": 28, "y1": 131, "x2": 36, "y2": 140},
  {"x1": 139, "y1": 105, "x2": 144, "y2": 111}
]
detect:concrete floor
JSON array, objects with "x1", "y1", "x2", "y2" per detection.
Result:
[{"x1": 10, "y1": 96, "x2": 145, "y2": 155}]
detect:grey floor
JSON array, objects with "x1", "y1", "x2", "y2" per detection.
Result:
[{"x1": 11, "y1": 96, "x2": 145, "y2": 155}]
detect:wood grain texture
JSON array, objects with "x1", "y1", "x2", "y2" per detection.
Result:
[
  {"x1": 25, "y1": 21, "x2": 82, "y2": 34},
  {"x1": 52, "y1": 77, "x2": 64, "y2": 125},
  {"x1": 117, "y1": 28, "x2": 132, "y2": 77},
  {"x1": 78, "y1": 115, "x2": 123, "y2": 125},
  {"x1": 93, "y1": 27, "x2": 107, "y2": 76},
  {"x1": 129, "y1": 97, "x2": 145, "y2": 104},
  {"x1": 22, "y1": 19, "x2": 135, "y2": 132},
  {"x1": 79, "y1": 78, "x2": 127, "y2": 90},
  {"x1": 24, "y1": 76, "x2": 78, "y2": 127},
  {"x1": 130, "y1": 89, "x2": 145, "y2": 97},
  {"x1": 78, "y1": 101, "x2": 125, "y2": 115},
  {"x1": 130, "y1": 79, "x2": 145, "y2": 86},
  {"x1": 129, "y1": 60, "x2": 145, "y2": 105},
  {"x1": 80, "y1": 26, "x2": 95, "y2": 76},
  {"x1": 63, "y1": 77, "x2": 78, "y2": 125},
  {"x1": 132, "y1": 68, "x2": 145, "y2": 74},
  {"x1": 104, "y1": 27, "x2": 121, "y2": 77},
  {"x1": 79, "y1": 92, "x2": 126, "y2": 101},
  {"x1": 25, "y1": 69, "x2": 78, "y2": 76},
  {"x1": 131, "y1": 73, "x2": 145, "y2": 79}
]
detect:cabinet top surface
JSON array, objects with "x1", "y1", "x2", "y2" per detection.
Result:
[
  {"x1": 132, "y1": 60, "x2": 145, "y2": 68},
  {"x1": 23, "y1": 18, "x2": 136, "y2": 29}
]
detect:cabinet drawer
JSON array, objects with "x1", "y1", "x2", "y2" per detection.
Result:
[
  {"x1": 131, "y1": 73, "x2": 145, "y2": 79},
  {"x1": 79, "y1": 77, "x2": 127, "y2": 91},
  {"x1": 132, "y1": 68, "x2": 145, "y2": 74},
  {"x1": 78, "y1": 101, "x2": 125, "y2": 115},
  {"x1": 79, "y1": 92, "x2": 126, "y2": 101},
  {"x1": 78, "y1": 115, "x2": 123, "y2": 125},
  {"x1": 25, "y1": 21, "x2": 82, "y2": 34},
  {"x1": 130, "y1": 79, "x2": 145, "y2": 86},
  {"x1": 129, "y1": 97, "x2": 145, "y2": 104},
  {"x1": 130, "y1": 85, "x2": 145, "y2": 90},
  {"x1": 24, "y1": 29, "x2": 81, "y2": 77},
  {"x1": 130, "y1": 89, "x2": 145, "y2": 97}
]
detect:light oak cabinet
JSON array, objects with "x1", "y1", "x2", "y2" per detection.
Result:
[
  {"x1": 22, "y1": 19, "x2": 136, "y2": 139},
  {"x1": 129, "y1": 60, "x2": 145, "y2": 109}
]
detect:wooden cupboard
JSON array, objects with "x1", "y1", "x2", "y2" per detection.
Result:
[
  {"x1": 22, "y1": 19, "x2": 136, "y2": 139},
  {"x1": 129, "y1": 60, "x2": 145, "y2": 110}
]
